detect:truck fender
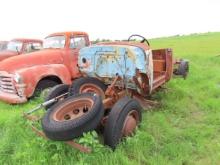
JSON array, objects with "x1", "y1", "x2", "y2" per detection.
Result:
[{"x1": 16, "y1": 64, "x2": 72, "y2": 97}]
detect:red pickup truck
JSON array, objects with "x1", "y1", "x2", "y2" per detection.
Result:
[
  {"x1": 0, "y1": 39, "x2": 42, "y2": 61},
  {"x1": 0, "y1": 31, "x2": 90, "y2": 104}
]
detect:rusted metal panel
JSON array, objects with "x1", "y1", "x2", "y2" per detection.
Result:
[
  {"x1": 16, "y1": 64, "x2": 72, "y2": 97},
  {"x1": 151, "y1": 48, "x2": 175, "y2": 88},
  {"x1": 79, "y1": 45, "x2": 153, "y2": 93}
]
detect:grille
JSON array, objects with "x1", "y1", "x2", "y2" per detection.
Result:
[{"x1": 0, "y1": 72, "x2": 16, "y2": 94}]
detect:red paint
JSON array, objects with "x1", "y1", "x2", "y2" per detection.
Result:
[{"x1": 0, "y1": 31, "x2": 90, "y2": 104}]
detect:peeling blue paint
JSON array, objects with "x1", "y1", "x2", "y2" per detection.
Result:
[{"x1": 79, "y1": 45, "x2": 150, "y2": 85}]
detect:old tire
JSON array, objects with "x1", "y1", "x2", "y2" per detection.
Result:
[
  {"x1": 42, "y1": 93, "x2": 104, "y2": 141},
  {"x1": 69, "y1": 77, "x2": 107, "y2": 98},
  {"x1": 33, "y1": 80, "x2": 59, "y2": 98},
  {"x1": 104, "y1": 97, "x2": 142, "y2": 149},
  {"x1": 44, "y1": 84, "x2": 69, "y2": 110},
  {"x1": 69, "y1": 77, "x2": 107, "y2": 133},
  {"x1": 176, "y1": 60, "x2": 189, "y2": 79}
]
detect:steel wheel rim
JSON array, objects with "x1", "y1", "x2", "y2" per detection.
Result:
[
  {"x1": 122, "y1": 110, "x2": 139, "y2": 137},
  {"x1": 79, "y1": 83, "x2": 105, "y2": 99},
  {"x1": 53, "y1": 98, "x2": 94, "y2": 122}
]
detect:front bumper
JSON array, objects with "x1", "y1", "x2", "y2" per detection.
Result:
[{"x1": 0, "y1": 90, "x2": 27, "y2": 104}]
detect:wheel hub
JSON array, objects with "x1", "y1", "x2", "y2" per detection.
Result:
[
  {"x1": 122, "y1": 110, "x2": 139, "y2": 137},
  {"x1": 79, "y1": 83, "x2": 105, "y2": 99},
  {"x1": 53, "y1": 98, "x2": 94, "y2": 122}
]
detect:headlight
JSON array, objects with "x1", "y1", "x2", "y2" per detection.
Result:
[{"x1": 14, "y1": 73, "x2": 23, "y2": 83}]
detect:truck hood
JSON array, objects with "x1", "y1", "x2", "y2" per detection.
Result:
[
  {"x1": 0, "y1": 49, "x2": 63, "y2": 73},
  {"x1": 0, "y1": 50, "x2": 18, "y2": 61}
]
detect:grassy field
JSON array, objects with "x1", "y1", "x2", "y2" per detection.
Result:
[{"x1": 0, "y1": 32, "x2": 220, "y2": 165}]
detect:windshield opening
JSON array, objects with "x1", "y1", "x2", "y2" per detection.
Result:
[
  {"x1": 7, "y1": 41, "x2": 23, "y2": 52},
  {"x1": 43, "y1": 36, "x2": 66, "y2": 49}
]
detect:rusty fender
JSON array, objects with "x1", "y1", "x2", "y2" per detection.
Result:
[{"x1": 16, "y1": 64, "x2": 72, "y2": 97}]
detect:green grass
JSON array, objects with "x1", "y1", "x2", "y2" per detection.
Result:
[{"x1": 0, "y1": 32, "x2": 220, "y2": 165}]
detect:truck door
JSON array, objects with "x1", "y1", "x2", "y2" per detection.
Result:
[{"x1": 69, "y1": 35, "x2": 89, "y2": 78}]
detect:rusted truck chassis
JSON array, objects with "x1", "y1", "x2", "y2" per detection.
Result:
[{"x1": 25, "y1": 35, "x2": 189, "y2": 151}]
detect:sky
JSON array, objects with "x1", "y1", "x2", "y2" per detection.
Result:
[{"x1": 0, "y1": 0, "x2": 219, "y2": 41}]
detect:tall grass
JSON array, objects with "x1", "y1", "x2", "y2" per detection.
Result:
[{"x1": 0, "y1": 32, "x2": 220, "y2": 165}]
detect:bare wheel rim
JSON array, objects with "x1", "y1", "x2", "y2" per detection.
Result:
[
  {"x1": 122, "y1": 110, "x2": 139, "y2": 137},
  {"x1": 53, "y1": 98, "x2": 94, "y2": 122},
  {"x1": 79, "y1": 83, "x2": 105, "y2": 99}
]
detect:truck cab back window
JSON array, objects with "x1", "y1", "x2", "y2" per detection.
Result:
[
  {"x1": 70, "y1": 37, "x2": 87, "y2": 49},
  {"x1": 24, "y1": 43, "x2": 42, "y2": 53}
]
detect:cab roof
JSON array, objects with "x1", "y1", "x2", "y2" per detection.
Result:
[
  {"x1": 46, "y1": 31, "x2": 89, "y2": 38},
  {"x1": 11, "y1": 38, "x2": 42, "y2": 43}
]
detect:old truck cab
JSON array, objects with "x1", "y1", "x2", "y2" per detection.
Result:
[
  {"x1": 0, "y1": 38, "x2": 42, "y2": 61},
  {"x1": 0, "y1": 31, "x2": 90, "y2": 104}
]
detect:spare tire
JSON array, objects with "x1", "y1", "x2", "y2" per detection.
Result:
[
  {"x1": 69, "y1": 77, "x2": 107, "y2": 99},
  {"x1": 42, "y1": 93, "x2": 104, "y2": 141},
  {"x1": 44, "y1": 84, "x2": 69, "y2": 110}
]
